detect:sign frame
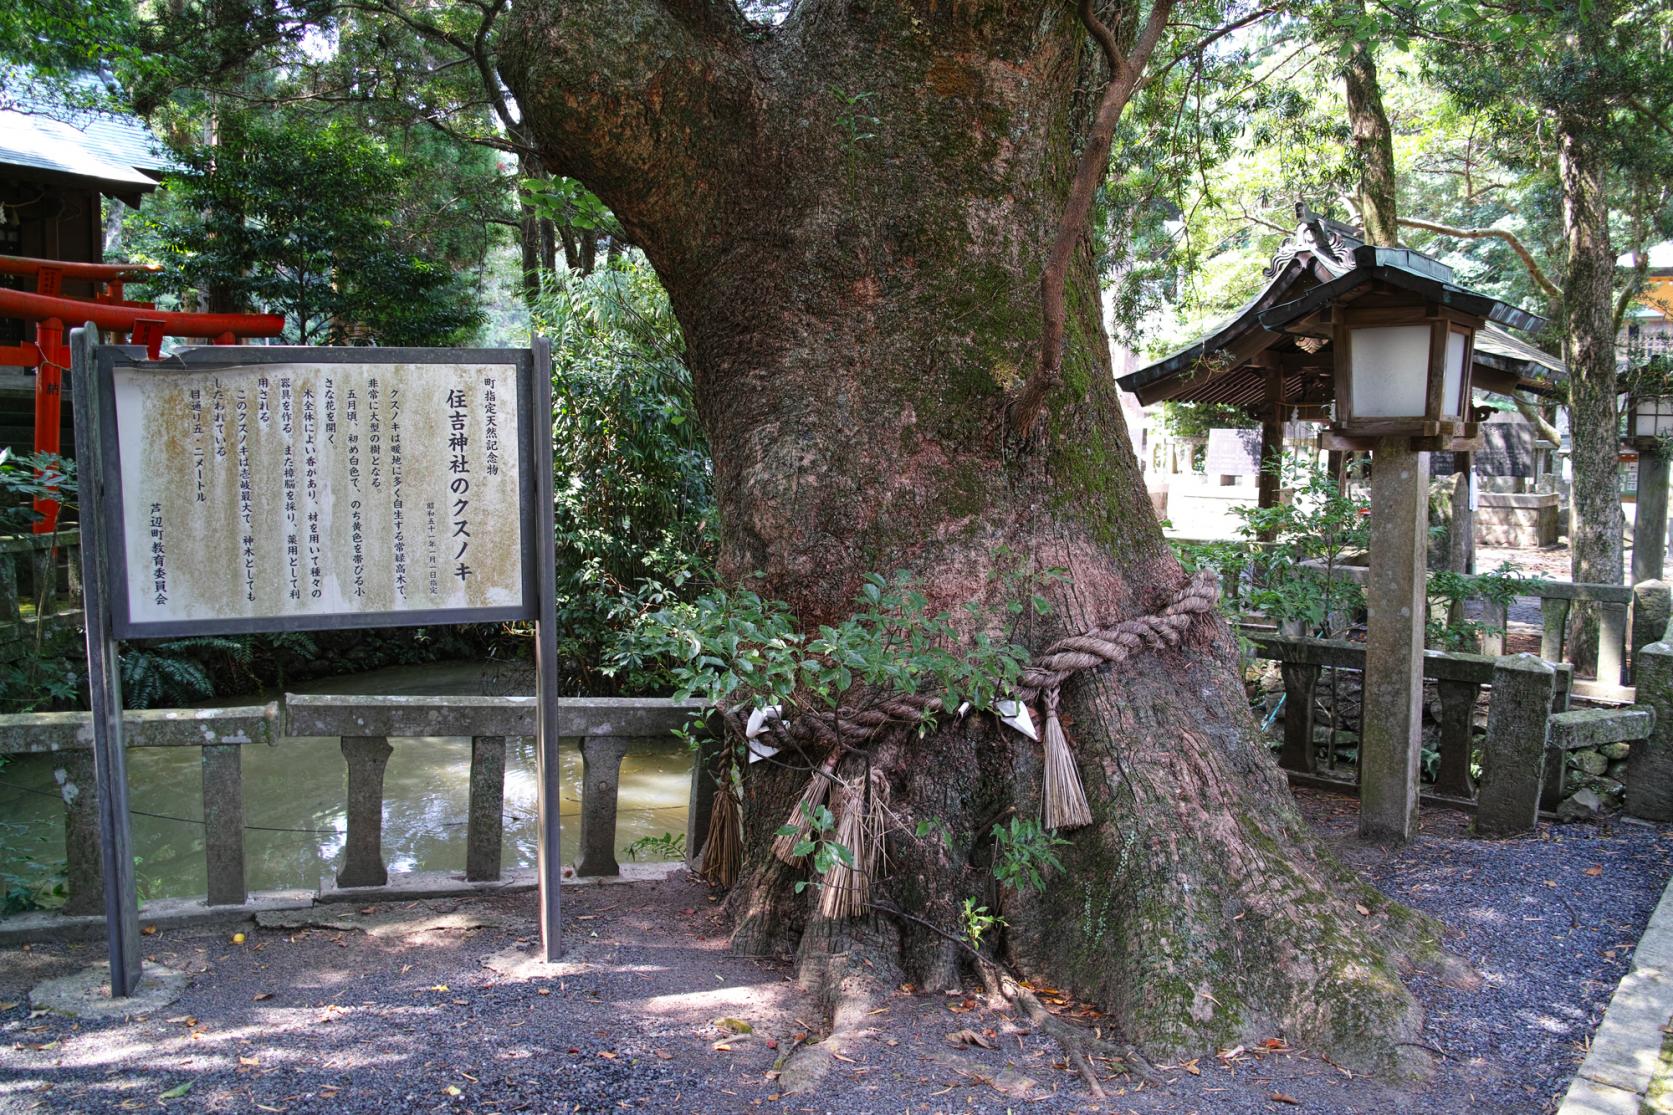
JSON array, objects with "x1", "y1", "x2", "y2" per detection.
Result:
[
  {"x1": 73, "y1": 331, "x2": 564, "y2": 993},
  {"x1": 95, "y1": 343, "x2": 543, "y2": 639}
]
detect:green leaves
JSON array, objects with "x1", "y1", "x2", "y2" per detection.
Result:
[
  {"x1": 785, "y1": 802, "x2": 845, "y2": 894},
  {"x1": 991, "y1": 817, "x2": 1068, "y2": 893},
  {"x1": 128, "y1": 110, "x2": 484, "y2": 346},
  {"x1": 959, "y1": 898, "x2": 1004, "y2": 950},
  {"x1": 519, "y1": 177, "x2": 620, "y2": 235},
  {"x1": 537, "y1": 256, "x2": 716, "y2": 698},
  {"x1": 1425, "y1": 561, "x2": 1543, "y2": 650},
  {"x1": 627, "y1": 562, "x2": 1053, "y2": 741}
]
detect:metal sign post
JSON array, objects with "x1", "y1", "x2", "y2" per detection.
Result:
[
  {"x1": 70, "y1": 326, "x2": 142, "y2": 995},
  {"x1": 73, "y1": 330, "x2": 563, "y2": 990},
  {"x1": 530, "y1": 337, "x2": 563, "y2": 961}
]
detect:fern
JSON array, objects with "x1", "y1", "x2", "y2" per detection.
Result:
[{"x1": 118, "y1": 638, "x2": 245, "y2": 708}]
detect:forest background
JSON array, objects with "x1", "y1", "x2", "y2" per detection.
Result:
[{"x1": 1, "y1": 0, "x2": 1669, "y2": 710}]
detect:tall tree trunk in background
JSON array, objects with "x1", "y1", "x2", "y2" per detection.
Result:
[
  {"x1": 1561, "y1": 111, "x2": 1622, "y2": 673},
  {"x1": 1340, "y1": 14, "x2": 1475, "y2": 573},
  {"x1": 1340, "y1": 13, "x2": 1399, "y2": 249},
  {"x1": 502, "y1": 0, "x2": 1450, "y2": 1071}
]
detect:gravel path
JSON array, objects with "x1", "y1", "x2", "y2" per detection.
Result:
[{"x1": 2, "y1": 788, "x2": 1669, "y2": 1115}]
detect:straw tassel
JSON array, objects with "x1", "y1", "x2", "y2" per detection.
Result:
[
  {"x1": 817, "y1": 768, "x2": 888, "y2": 920},
  {"x1": 772, "y1": 752, "x2": 839, "y2": 866},
  {"x1": 1041, "y1": 686, "x2": 1093, "y2": 830},
  {"x1": 698, "y1": 763, "x2": 742, "y2": 887}
]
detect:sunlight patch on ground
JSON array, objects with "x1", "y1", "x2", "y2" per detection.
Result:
[{"x1": 632, "y1": 982, "x2": 791, "y2": 1016}]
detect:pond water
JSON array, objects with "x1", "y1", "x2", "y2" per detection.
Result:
[{"x1": 0, "y1": 661, "x2": 694, "y2": 902}]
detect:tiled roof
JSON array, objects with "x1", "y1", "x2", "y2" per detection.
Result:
[{"x1": 0, "y1": 68, "x2": 173, "y2": 194}]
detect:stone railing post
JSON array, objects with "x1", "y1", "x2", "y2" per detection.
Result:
[
  {"x1": 465, "y1": 735, "x2": 507, "y2": 882},
  {"x1": 1475, "y1": 653, "x2": 1557, "y2": 837},
  {"x1": 1632, "y1": 581, "x2": 1671, "y2": 682},
  {"x1": 1433, "y1": 678, "x2": 1480, "y2": 798},
  {"x1": 1598, "y1": 602, "x2": 1629, "y2": 687},
  {"x1": 1479, "y1": 601, "x2": 1507, "y2": 657},
  {"x1": 577, "y1": 735, "x2": 633, "y2": 877},
  {"x1": 1276, "y1": 661, "x2": 1319, "y2": 773},
  {"x1": 1541, "y1": 596, "x2": 1571, "y2": 662},
  {"x1": 337, "y1": 735, "x2": 394, "y2": 888},
  {"x1": 62, "y1": 540, "x2": 81, "y2": 607},
  {"x1": 1630, "y1": 642, "x2": 1673, "y2": 821},
  {"x1": 202, "y1": 743, "x2": 246, "y2": 905},
  {"x1": 58, "y1": 751, "x2": 103, "y2": 916},
  {"x1": 0, "y1": 550, "x2": 20, "y2": 624}
]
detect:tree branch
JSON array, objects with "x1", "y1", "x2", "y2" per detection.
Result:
[
  {"x1": 1008, "y1": 0, "x2": 1176, "y2": 439},
  {"x1": 1615, "y1": 198, "x2": 1652, "y2": 336},
  {"x1": 1136, "y1": 5, "x2": 1280, "y2": 95},
  {"x1": 498, "y1": 0, "x2": 762, "y2": 268},
  {"x1": 1626, "y1": 95, "x2": 1673, "y2": 141},
  {"x1": 1512, "y1": 392, "x2": 1561, "y2": 445},
  {"x1": 1397, "y1": 216, "x2": 1561, "y2": 300}
]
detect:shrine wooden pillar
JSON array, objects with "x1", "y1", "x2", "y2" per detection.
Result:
[{"x1": 1256, "y1": 362, "x2": 1283, "y2": 541}]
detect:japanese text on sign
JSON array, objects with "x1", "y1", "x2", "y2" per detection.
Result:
[{"x1": 113, "y1": 362, "x2": 524, "y2": 625}]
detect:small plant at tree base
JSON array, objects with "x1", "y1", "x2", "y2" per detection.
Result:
[
  {"x1": 991, "y1": 817, "x2": 1068, "y2": 893},
  {"x1": 913, "y1": 815, "x2": 953, "y2": 850},
  {"x1": 960, "y1": 898, "x2": 1004, "y2": 950},
  {"x1": 776, "y1": 801, "x2": 852, "y2": 895},
  {"x1": 623, "y1": 831, "x2": 686, "y2": 861},
  {"x1": 624, "y1": 558, "x2": 1061, "y2": 767},
  {"x1": 830, "y1": 86, "x2": 880, "y2": 151}
]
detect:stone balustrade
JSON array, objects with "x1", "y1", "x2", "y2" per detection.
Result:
[
  {"x1": 0, "y1": 694, "x2": 715, "y2": 921},
  {"x1": 1292, "y1": 563, "x2": 1664, "y2": 700},
  {"x1": 1248, "y1": 630, "x2": 1668, "y2": 836},
  {"x1": 0, "y1": 703, "x2": 277, "y2": 912},
  {"x1": 0, "y1": 530, "x2": 83, "y2": 663}
]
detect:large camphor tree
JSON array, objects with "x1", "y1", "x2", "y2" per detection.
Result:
[{"x1": 497, "y1": 0, "x2": 1455, "y2": 1075}]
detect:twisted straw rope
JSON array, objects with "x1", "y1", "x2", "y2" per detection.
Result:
[{"x1": 727, "y1": 569, "x2": 1220, "y2": 751}]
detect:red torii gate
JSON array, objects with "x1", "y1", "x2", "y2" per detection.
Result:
[{"x1": 0, "y1": 255, "x2": 285, "y2": 531}]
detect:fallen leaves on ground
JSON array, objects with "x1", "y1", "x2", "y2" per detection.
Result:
[{"x1": 945, "y1": 1029, "x2": 995, "y2": 1050}]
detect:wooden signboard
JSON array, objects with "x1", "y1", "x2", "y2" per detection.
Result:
[{"x1": 73, "y1": 333, "x2": 563, "y2": 994}]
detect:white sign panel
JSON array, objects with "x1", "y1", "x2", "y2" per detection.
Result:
[{"x1": 112, "y1": 361, "x2": 525, "y2": 628}]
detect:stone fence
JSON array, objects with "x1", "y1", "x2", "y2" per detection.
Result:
[
  {"x1": 0, "y1": 695, "x2": 715, "y2": 925},
  {"x1": 0, "y1": 530, "x2": 82, "y2": 663},
  {"x1": 1300, "y1": 563, "x2": 1665, "y2": 702},
  {"x1": 1249, "y1": 631, "x2": 1672, "y2": 835}
]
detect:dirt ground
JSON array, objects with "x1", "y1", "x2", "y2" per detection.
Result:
[{"x1": 2, "y1": 788, "x2": 1670, "y2": 1115}]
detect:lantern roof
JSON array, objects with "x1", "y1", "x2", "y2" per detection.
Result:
[{"x1": 1117, "y1": 207, "x2": 1564, "y2": 410}]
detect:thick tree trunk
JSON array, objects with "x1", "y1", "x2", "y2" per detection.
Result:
[
  {"x1": 1560, "y1": 114, "x2": 1623, "y2": 671},
  {"x1": 503, "y1": 0, "x2": 1445, "y2": 1074}
]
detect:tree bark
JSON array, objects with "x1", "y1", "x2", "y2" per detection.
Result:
[
  {"x1": 1338, "y1": 8, "x2": 1399, "y2": 249},
  {"x1": 502, "y1": 0, "x2": 1445, "y2": 1073},
  {"x1": 1560, "y1": 111, "x2": 1623, "y2": 670}
]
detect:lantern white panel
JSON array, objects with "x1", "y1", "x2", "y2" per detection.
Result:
[
  {"x1": 1442, "y1": 329, "x2": 1468, "y2": 418},
  {"x1": 1637, "y1": 396, "x2": 1673, "y2": 438},
  {"x1": 1348, "y1": 324, "x2": 1431, "y2": 418}
]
